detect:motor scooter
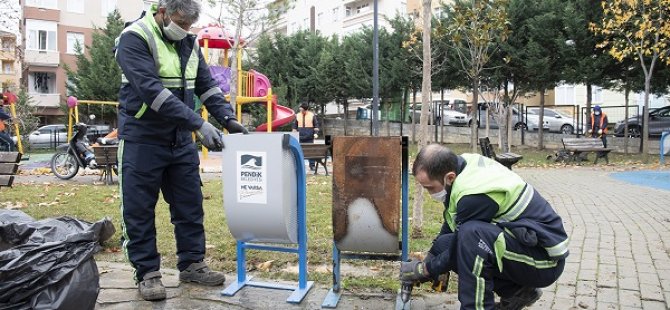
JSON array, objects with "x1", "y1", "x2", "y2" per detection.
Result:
[{"x1": 50, "y1": 123, "x2": 98, "y2": 180}]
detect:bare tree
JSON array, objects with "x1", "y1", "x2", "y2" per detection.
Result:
[
  {"x1": 206, "y1": 0, "x2": 290, "y2": 107},
  {"x1": 410, "y1": 0, "x2": 433, "y2": 237}
]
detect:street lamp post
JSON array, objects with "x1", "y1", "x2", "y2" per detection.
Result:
[{"x1": 372, "y1": 0, "x2": 379, "y2": 136}]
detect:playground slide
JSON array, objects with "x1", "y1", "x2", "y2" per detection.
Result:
[
  {"x1": 255, "y1": 101, "x2": 296, "y2": 132},
  {"x1": 209, "y1": 66, "x2": 295, "y2": 132}
]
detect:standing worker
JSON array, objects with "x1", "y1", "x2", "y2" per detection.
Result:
[
  {"x1": 589, "y1": 105, "x2": 609, "y2": 160},
  {"x1": 292, "y1": 102, "x2": 320, "y2": 171},
  {"x1": 401, "y1": 144, "x2": 568, "y2": 310},
  {"x1": 115, "y1": 0, "x2": 248, "y2": 301},
  {"x1": 0, "y1": 92, "x2": 17, "y2": 152}
]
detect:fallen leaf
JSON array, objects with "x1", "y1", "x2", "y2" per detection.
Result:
[
  {"x1": 205, "y1": 243, "x2": 215, "y2": 249},
  {"x1": 256, "y1": 260, "x2": 275, "y2": 272}
]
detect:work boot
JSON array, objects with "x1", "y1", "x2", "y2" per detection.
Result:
[
  {"x1": 179, "y1": 262, "x2": 226, "y2": 286},
  {"x1": 496, "y1": 287, "x2": 542, "y2": 310},
  {"x1": 138, "y1": 271, "x2": 166, "y2": 301}
]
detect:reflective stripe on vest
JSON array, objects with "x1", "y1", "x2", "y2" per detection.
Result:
[
  {"x1": 445, "y1": 154, "x2": 527, "y2": 232},
  {"x1": 297, "y1": 111, "x2": 315, "y2": 128},
  {"x1": 119, "y1": 9, "x2": 200, "y2": 119}
]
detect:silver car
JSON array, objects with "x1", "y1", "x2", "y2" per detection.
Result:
[
  {"x1": 527, "y1": 108, "x2": 579, "y2": 134},
  {"x1": 26, "y1": 124, "x2": 69, "y2": 148}
]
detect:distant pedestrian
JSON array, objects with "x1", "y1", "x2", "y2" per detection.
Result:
[{"x1": 292, "y1": 102, "x2": 320, "y2": 170}]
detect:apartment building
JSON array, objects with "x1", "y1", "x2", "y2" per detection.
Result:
[
  {"x1": 22, "y1": 0, "x2": 148, "y2": 123},
  {"x1": 0, "y1": 31, "x2": 20, "y2": 90},
  {"x1": 270, "y1": 0, "x2": 408, "y2": 38}
]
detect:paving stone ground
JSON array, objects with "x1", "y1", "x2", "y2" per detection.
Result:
[{"x1": 88, "y1": 166, "x2": 670, "y2": 309}]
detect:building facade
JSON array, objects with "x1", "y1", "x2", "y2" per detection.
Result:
[
  {"x1": 22, "y1": 0, "x2": 147, "y2": 123},
  {"x1": 270, "y1": 0, "x2": 408, "y2": 37},
  {"x1": 0, "y1": 31, "x2": 20, "y2": 91}
]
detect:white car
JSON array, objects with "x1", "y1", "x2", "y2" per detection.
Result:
[
  {"x1": 527, "y1": 108, "x2": 579, "y2": 134},
  {"x1": 436, "y1": 108, "x2": 470, "y2": 126},
  {"x1": 24, "y1": 124, "x2": 69, "y2": 148}
]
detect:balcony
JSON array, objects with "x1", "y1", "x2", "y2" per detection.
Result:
[
  {"x1": 25, "y1": 49, "x2": 59, "y2": 67},
  {"x1": 343, "y1": 9, "x2": 374, "y2": 28},
  {"x1": 30, "y1": 93, "x2": 60, "y2": 108}
]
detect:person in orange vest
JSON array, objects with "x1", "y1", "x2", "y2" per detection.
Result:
[
  {"x1": 589, "y1": 105, "x2": 609, "y2": 160},
  {"x1": 292, "y1": 102, "x2": 320, "y2": 171},
  {"x1": 589, "y1": 105, "x2": 608, "y2": 144},
  {"x1": 0, "y1": 92, "x2": 17, "y2": 151}
]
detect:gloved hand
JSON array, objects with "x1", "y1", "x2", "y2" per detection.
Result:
[
  {"x1": 597, "y1": 129, "x2": 603, "y2": 135},
  {"x1": 196, "y1": 121, "x2": 223, "y2": 151},
  {"x1": 400, "y1": 259, "x2": 430, "y2": 283},
  {"x1": 225, "y1": 119, "x2": 249, "y2": 134},
  {"x1": 313, "y1": 133, "x2": 318, "y2": 139}
]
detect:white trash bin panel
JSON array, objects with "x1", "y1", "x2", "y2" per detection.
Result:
[{"x1": 222, "y1": 133, "x2": 299, "y2": 244}]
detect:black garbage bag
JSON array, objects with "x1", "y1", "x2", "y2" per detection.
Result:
[{"x1": 0, "y1": 210, "x2": 115, "y2": 310}]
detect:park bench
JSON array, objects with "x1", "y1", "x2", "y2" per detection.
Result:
[
  {"x1": 300, "y1": 143, "x2": 330, "y2": 176},
  {"x1": 93, "y1": 145, "x2": 118, "y2": 185},
  {"x1": 479, "y1": 137, "x2": 523, "y2": 170},
  {"x1": 0, "y1": 151, "x2": 21, "y2": 190},
  {"x1": 561, "y1": 137, "x2": 611, "y2": 164}
]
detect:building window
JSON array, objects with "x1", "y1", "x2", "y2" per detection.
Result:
[
  {"x1": 67, "y1": 0, "x2": 84, "y2": 13},
  {"x1": 332, "y1": 7, "x2": 339, "y2": 22},
  {"x1": 29, "y1": 72, "x2": 57, "y2": 94},
  {"x1": 3, "y1": 62, "x2": 12, "y2": 74},
  {"x1": 356, "y1": 3, "x2": 370, "y2": 14},
  {"x1": 25, "y1": 0, "x2": 57, "y2": 9},
  {"x1": 591, "y1": 86, "x2": 603, "y2": 104},
  {"x1": 27, "y1": 30, "x2": 57, "y2": 51},
  {"x1": 26, "y1": 19, "x2": 57, "y2": 51},
  {"x1": 1, "y1": 39, "x2": 11, "y2": 51},
  {"x1": 555, "y1": 85, "x2": 576, "y2": 105},
  {"x1": 345, "y1": 6, "x2": 351, "y2": 17},
  {"x1": 101, "y1": 0, "x2": 117, "y2": 17},
  {"x1": 66, "y1": 32, "x2": 85, "y2": 54}
]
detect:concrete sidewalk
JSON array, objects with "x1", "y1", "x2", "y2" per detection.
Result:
[{"x1": 91, "y1": 166, "x2": 670, "y2": 309}]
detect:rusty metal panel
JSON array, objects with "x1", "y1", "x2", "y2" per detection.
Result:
[{"x1": 332, "y1": 136, "x2": 402, "y2": 253}]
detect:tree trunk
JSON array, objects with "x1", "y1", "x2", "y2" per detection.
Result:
[
  {"x1": 623, "y1": 88, "x2": 629, "y2": 154},
  {"x1": 440, "y1": 89, "x2": 444, "y2": 144},
  {"x1": 412, "y1": 0, "x2": 432, "y2": 237},
  {"x1": 538, "y1": 88, "x2": 546, "y2": 150},
  {"x1": 642, "y1": 75, "x2": 651, "y2": 162},
  {"x1": 344, "y1": 98, "x2": 349, "y2": 135},
  {"x1": 412, "y1": 88, "x2": 417, "y2": 143},
  {"x1": 585, "y1": 83, "x2": 592, "y2": 128},
  {"x1": 470, "y1": 78, "x2": 479, "y2": 152},
  {"x1": 502, "y1": 80, "x2": 510, "y2": 152}
]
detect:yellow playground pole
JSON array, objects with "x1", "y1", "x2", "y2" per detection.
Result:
[
  {"x1": 236, "y1": 47, "x2": 243, "y2": 122},
  {"x1": 201, "y1": 37, "x2": 210, "y2": 159},
  {"x1": 67, "y1": 107, "x2": 74, "y2": 142},
  {"x1": 267, "y1": 88, "x2": 273, "y2": 132},
  {"x1": 8, "y1": 103, "x2": 23, "y2": 154}
]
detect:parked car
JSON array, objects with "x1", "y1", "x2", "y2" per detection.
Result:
[
  {"x1": 24, "y1": 124, "x2": 68, "y2": 148},
  {"x1": 471, "y1": 105, "x2": 544, "y2": 131},
  {"x1": 12, "y1": 124, "x2": 111, "y2": 149},
  {"x1": 613, "y1": 105, "x2": 670, "y2": 137},
  {"x1": 407, "y1": 103, "x2": 432, "y2": 124},
  {"x1": 526, "y1": 108, "x2": 579, "y2": 134}
]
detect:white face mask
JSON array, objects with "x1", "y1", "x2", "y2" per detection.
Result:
[
  {"x1": 162, "y1": 16, "x2": 188, "y2": 41},
  {"x1": 430, "y1": 189, "x2": 447, "y2": 203}
]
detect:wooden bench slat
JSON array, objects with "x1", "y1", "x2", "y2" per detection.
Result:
[
  {"x1": 0, "y1": 163, "x2": 19, "y2": 175},
  {"x1": 300, "y1": 144, "x2": 330, "y2": 176},
  {"x1": 561, "y1": 138, "x2": 609, "y2": 164},
  {"x1": 93, "y1": 146, "x2": 118, "y2": 166},
  {"x1": 0, "y1": 175, "x2": 14, "y2": 187},
  {"x1": 0, "y1": 152, "x2": 21, "y2": 163}
]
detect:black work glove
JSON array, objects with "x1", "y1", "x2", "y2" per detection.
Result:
[
  {"x1": 196, "y1": 121, "x2": 223, "y2": 151},
  {"x1": 400, "y1": 259, "x2": 430, "y2": 283},
  {"x1": 225, "y1": 119, "x2": 249, "y2": 134}
]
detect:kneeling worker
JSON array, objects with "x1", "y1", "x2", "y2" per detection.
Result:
[{"x1": 401, "y1": 144, "x2": 568, "y2": 309}]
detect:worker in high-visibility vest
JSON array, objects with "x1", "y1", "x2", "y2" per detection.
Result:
[{"x1": 292, "y1": 102, "x2": 320, "y2": 171}]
